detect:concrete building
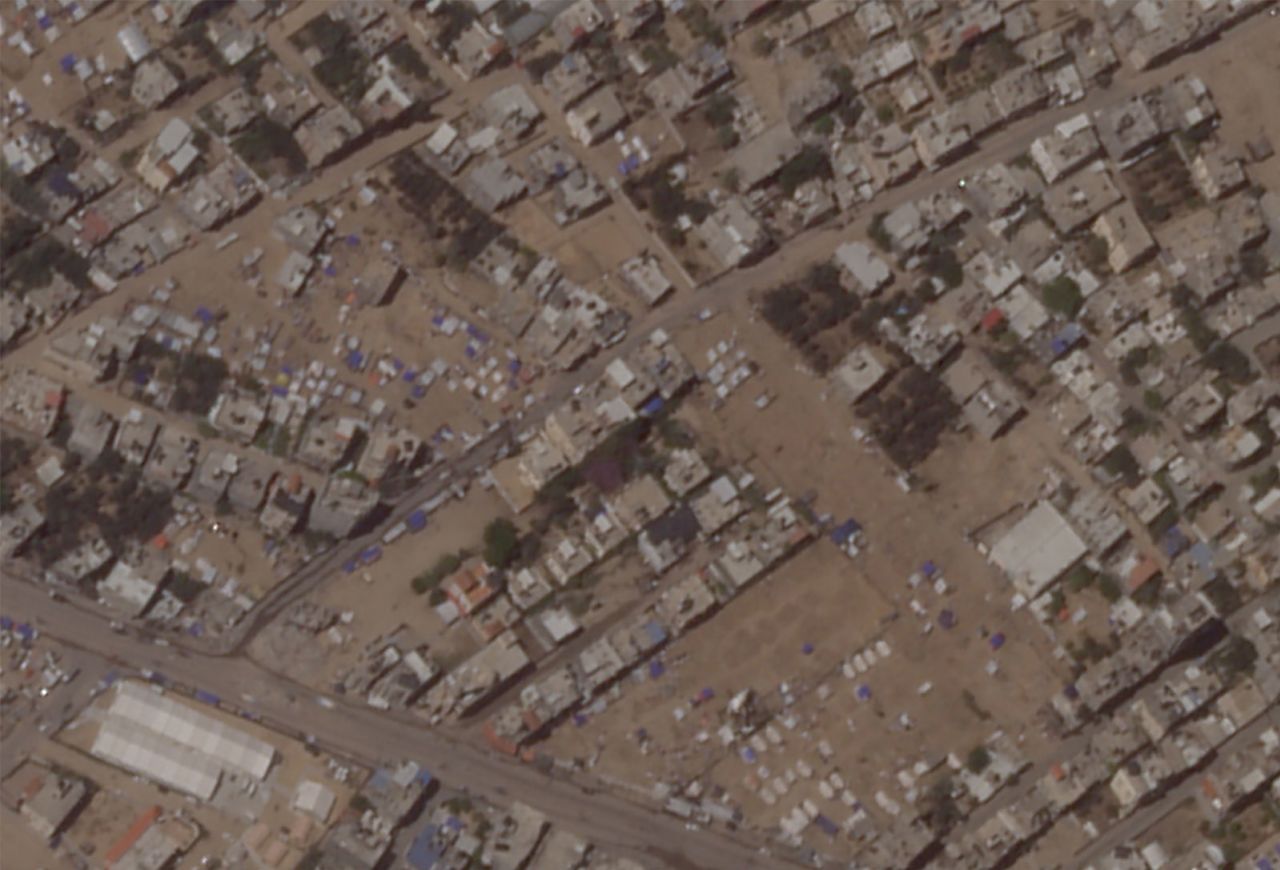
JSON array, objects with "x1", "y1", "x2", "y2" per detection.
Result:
[
  {"x1": 565, "y1": 85, "x2": 627, "y2": 147},
  {"x1": 831, "y1": 346, "x2": 890, "y2": 404},
  {"x1": 721, "y1": 122, "x2": 802, "y2": 192},
  {"x1": 695, "y1": 197, "x2": 769, "y2": 270},
  {"x1": 989, "y1": 501, "x2": 1089, "y2": 600},
  {"x1": 1092, "y1": 202, "x2": 1156, "y2": 273},
  {"x1": 617, "y1": 254, "x2": 674, "y2": 307},
  {"x1": 833, "y1": 241, "x2": 892, "y2": 296},
  {"x1": 15, "y1": 766, "x2": 87, "y2": 842},
  {"x1": 309, "y1": 475, "x2": 380, "y2": 539}
]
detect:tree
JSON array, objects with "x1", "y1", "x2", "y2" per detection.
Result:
[
  {"x1": 483, "y1": 517, "x2": 520, "y2": 569},
  {"x1": 715, "y1": 124, "x2": 739, "y2": 150},
  {"x1": 777, "y1": 145, "x2": 831, "y2": 196},
  {"x1": 812, "y1": 114, "x2": 835, "y2": 136},
  {"x1": 1211, "y1": 635, "x2": 1258, "y2": 681},
  {"x1": 1041, "y1": 275, "x2": 1083, "y2": 317},
  {"x1": 720, "y1": 167, "x2": 740, "y2": 193},
  {"x1": 966, "y1": 746, "x2": 991, "y2": 773},
  {"x1": 868, "y1": 212, "x2": 892, "y2": 252},
  {"x1": 875, "y1": 103, "x2": 895, "y2": 123},
  {"x1": 703, "y1": 92, "x2": 737, "y2": 128},
  {"x1": 1202, "y1": 342, "x2": 1255, "y2": 385},
  {"x1": 751, "y1": 34, "x2": 775, "y2": 57}
]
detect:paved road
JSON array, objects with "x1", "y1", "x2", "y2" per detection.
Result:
[{"x1": 2, "y1": 580, "x2": 793, "y2": 870}]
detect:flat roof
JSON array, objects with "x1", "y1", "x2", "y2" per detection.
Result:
[{"x1": 989, "y1": 501, "x2": 1088, "y2": 599}]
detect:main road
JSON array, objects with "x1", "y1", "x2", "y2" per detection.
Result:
[{"x1": 2, "y1": 580, "x2": 792, "y2": 870}]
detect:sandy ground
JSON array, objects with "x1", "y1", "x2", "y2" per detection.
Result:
[
  {"x1": 0, "y1": 804, "x2": 73, "y2": 870},
  {"x1": 532, "y1": 301, "x2": 1078, "y2": 853}
]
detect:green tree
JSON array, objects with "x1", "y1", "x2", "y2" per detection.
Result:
[
  {"x1": 1041, "y1": 275, "x2": 1083, "y2": 317},
  {"x1": 483, "y1": 517, "x2": 520, "y2": 569},
  {"x1": 966, "y1": 746, "x2": 991, "y2": 773}
]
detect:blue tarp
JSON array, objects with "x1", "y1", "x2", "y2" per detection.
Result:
[
  {"x1": 195, "y1": 306, "x2": 215, "y2": 324},
  {"x1": 648, "y1": 660, "x2": 665, "y2": 679},
  {"x1": 403, "y1": 369, "x2": 417, "y2": 382},
  {"x1": 271, "y1": 386, "x2": 288, "y2": 397},
  {"x1": 801, "y1": 643, "x2": 814, "y2": 655},
  {"x1": 814, "y1": 815, "x2": 840, "y2": 837},
  {"x1": 412, "y1": 385, "x2": 428, "y2": 399},
  {"x1": 406, "y1": 825, "x2": 441, "y2": 870},
  {"x1": 361, "y1": 546, "x2": 383, "y2": 565},
  {"x1": 0, "y1": 616, "x2": 11, "y2": 630},
  {"x1": 132, "y1": 368, "x2": 150, "y2": 385},
  {"x1": 346, "y1": 234, "x2": 360, "y2": 246},
  {"x1": 829, "y1": 520, "x2": 859, "y2": 545},
  {"x1": 342, "y1": 560, "x2": 359, "y2": 574},
  {"x1": 194, "y1": 690, "x2": 221, "y2": 706},
  {"x1": 346, "y1": 350, "x2": 364, "y2": 369},
  {"x1": 989, "y1": 632, "x2": 1006, "y2": 651},
  {"x1": 1162, "y1": 526, "x2": 1190, "y2": 558},
  {"x1": 324, "y1": 264, "x2": 338, "y2": 277},
  {"x1": 407, "y1": 511, "x2": 428, "y2": 532},
  {"x1": 1188, "y1": 541, "x2": 1215, "y2": 573},
  {"x1": 16, "y1": 623, "x2": 34, "y2": 640},
  {"x1": 740, "y1": 746, "x2": 757, "y2": 763},
  {"x1": 939, "y1": 609, "x2": 957, "y2": 629},
  {"x1": 46, "y1": 168, "x2": 78, "y2": 197},
  {"x1": 922, "y1": 560, "x2": 938, "y2": 578},
  {"x1": 698, "y1": 687, "x2": 714, "y2": 702},
  {"x1": 507, "y1": 359, "x2": 521, "y2": 374},
  {"x1": 640, "y1": 396, "x2": 665, "y2": 417},
  {"x1": 643, "y1": 621, "x2": 668, "y2": 646},
  {"x1": 855, "y1": 684, "x2": 872, "y2": 700},
  {"x1": 59, "y1": 53, "x2": 76, "y2": 72}
]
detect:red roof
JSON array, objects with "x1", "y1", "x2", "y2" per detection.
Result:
[
  {"x1": 105, "y1": 805, "x2": 161, "y2": 866},
  {"x1": 1128, "y1": 556, "x2": 1161, "y2": 592},
  {"x1": 981, "y1": 308, "x2": 1006, "y2": 332}
]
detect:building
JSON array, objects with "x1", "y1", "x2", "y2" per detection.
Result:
[
  {"x1": 309, "y1": 475, "x2": 379, "y2": 539},
  {"x1": 831, "y1": 346, "x2": 890, "y2": 404},
  {"x1": 833, "y1": 241, "x2": 892, "y2": 296},
  {"x1": 465, "y1": 157, "x2": 529, "y2": 212},
  {"x1": 208, "y1": 390, "x2": 268, "y2": 443},
  {"x1": 260, "y1": 474, "x2": 314, "y2": 536},
  {"x1": 130, "y1": 59, "x2": 180, "y2": 110},
  {"x1": 565, "y1": 85, "x2": 628, "y2": 146},
  {"x1": 295, "y1": 105, "x2": 363, "y2": 168},
  {"x1": 91, "y1": 681, "x2": 275, "y2": 801},
  {"x1": 1042, "y1": 164, "x2": 1124, "y2": 234},
  {"x1": 66, "y1": 401, "x2": 117, "y2": 460},
  {"x1": 1092, "y1": 202, "x2": 1156, "y2": 273},
  {"x1": 695, "y1": 197, "x2": 769, "y2": 270},
  {"x1": 0, "y1": 370, "x2": 65, "y2": 437},
  {"x1": 1029, "y1": 114, "x2": 1101, "y2": 183},
  {"x1": 722, "y1": 122, "x2": 803, "y2": 192},
  {"x1": 617, "y1": 254, "x2": 674, "y2": 307},
  {"x1": 988, "y1": 501, "x2": 1089, "y2": 600},
  {"x1": 98, "y1": 553, "x2": 171, "y2": 616},
  {"x1": 15, "y1": 766, "x2": 88, "y2": 842},
  {"x1": 142, "y1": 426, "x2": 199, "y2": 490},
  {"x1": 297, "y1": 415, "x2": 364, "y2": 471},
  {"x1": 273, "y1": 205, "x2": 328, "y2": 254}
]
